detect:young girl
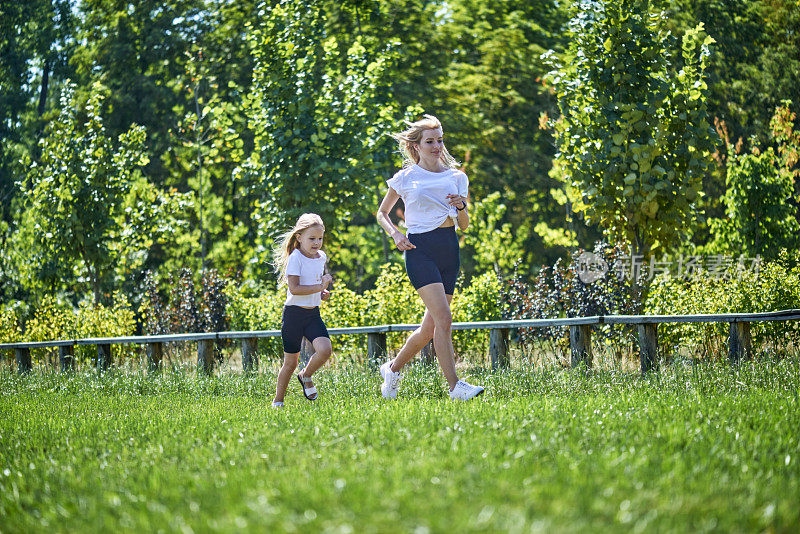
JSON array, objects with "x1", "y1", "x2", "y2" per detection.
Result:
[
  {"x1": 376, "y1": 114, "x2": 484, "y2": 401},
  {"x1": 271, "y1": 213, "x2": 333, "y2": 407}
]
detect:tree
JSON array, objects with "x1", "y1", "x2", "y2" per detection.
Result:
[
  {"x1": 548, "y1": 0, "x2": 718, "y2": 299},
  {"x1": 462, "y1": 192, "x2": 531, "y2": 276},
  {"x1": 0, "y1": 0, "x2": 74, "y2": 224},
  {"x1": 243, "y1": 0, "x2": 403, "y2": 278},
  {"x1": 14, "y1": 84, "x2": 181, "y2": 304},
  {"x1": 708, "y1": 104, "x2": 800, "y2": 259}
]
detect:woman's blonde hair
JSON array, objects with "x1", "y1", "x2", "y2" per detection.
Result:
[
  {"x1": 273, "y1": 213, "x2": 325, "y2": 286},
  {"x1": 392, "y1": 114, "x2": 460, "y2": 169}
]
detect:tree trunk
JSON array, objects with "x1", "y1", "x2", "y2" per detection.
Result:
[{"x1": 37, "y1": 60, "x2": 50, "y2": 116}]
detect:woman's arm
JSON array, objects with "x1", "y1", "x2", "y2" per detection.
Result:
[
  {"x1": 447, "y1": 193, "x2": 469, "y2": 231},
  {"x1": 377, "y1": 189, "x2": 415, "y2": 251}
]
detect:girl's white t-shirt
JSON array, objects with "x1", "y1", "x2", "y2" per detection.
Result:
[
  {"x1": 284, "y1": 248, "x2": 327, "y2": 307},
  {"x1": 386, "y1": 165, "x2": 469, "y2": 234}
]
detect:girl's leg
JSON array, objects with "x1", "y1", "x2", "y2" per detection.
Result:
[
  {"x1": 414, "y1": 283, "x2": 458, "y2": 390},
  {"x1": 390, "y1": 294, "x2": 453, "y2": 373},
  {"x1": 273, "y1": 353, "x2": 300, "y2": 403},
  {"x1": 298, "y1": 336, "x2": 333, "y2": 388}
]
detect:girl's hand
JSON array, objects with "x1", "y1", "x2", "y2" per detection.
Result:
[
  {"x1": 392, "y1": 230, "x2": 415, "y2": 251},
  {"x1": 446, "y1": 193, "x2": 467, "y2": 210},
  {"x1": 321, "y1": 289, "x2": 331, "y2": 301},
  {"x1": 322, "y1": 274, "x2": 333, "y2": 288}
]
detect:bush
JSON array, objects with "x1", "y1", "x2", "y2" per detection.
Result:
[
  {"x1": 0, "y1": 308, "x2": 22, "y2": 362},
  {"x1": 451, "y1": 272, "x2": 504, "y2": 361},
  {"x1": 646, "y1": 249, "x2": 800, "y2": 359},
  {"x1": 21, "y1": 294, "x2": 136, "y2": 366},
  {"x1": 503, "y1": 243, "x2": 640, "y2": 355}
]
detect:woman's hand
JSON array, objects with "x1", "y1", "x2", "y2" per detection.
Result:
[
  {"x1": 446, "y1": 193, "x2": 467, "y2": 210},
  {"x1": 392, "y1": 230, "x2": 416, "y2": 251}
]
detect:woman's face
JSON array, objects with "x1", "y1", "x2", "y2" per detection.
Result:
[
  {"x1": 415, "y1": 127, "x2": 444, "y2": 164},
  {"x1": 296, "y1": 225, "x2": 324, "y2": 257}
]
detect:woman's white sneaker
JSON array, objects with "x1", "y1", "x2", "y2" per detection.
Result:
[
  {"x1": 449, "y1": 380, "x2": 484, "y2": 401},
  {"x1": 380, "y1": 361, "x2": 401, "y2": 399}
]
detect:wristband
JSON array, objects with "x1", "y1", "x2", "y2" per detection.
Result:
[{"x1": 456, "y1": 202, "x2": 467, "y2": 211}]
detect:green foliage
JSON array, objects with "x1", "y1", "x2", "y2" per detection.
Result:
[
  {"x1": 20, "y1": 294, "x2": 136, "y2": 364},
  {"x1": 14, "y1": 83, "x2": 183, "y2": 303},
  {"x1": 462, "y1": 192, "x2": 531, "y2": 275},
  {"x1": 244, "y1": 0, "x2": 403, "y2": 278},
  {"x1": 706, "y1": 103, "x2": 800, "y2": 259},
  {"x1": 548, "y1": 0, "x2": 718, "y2": 263},
  {"x1": 0, "y1": 0, "x2": 75, "y2": 224},
  {"x1": 224, "y1": 281, "x2": 284, "y2": 358},
  {"x1": 666, "y1": 0, "x2": 800, "y2": 149},
  {"x1": 708, "y1": 146, "x2": 799, "y2": 260},
  {"x1": 0, "y1": 308, "x2": 21, "y2": 349},
  {"x1": 451, "y1": 272, "x2": 504, "y2": 360},
  {"x1": 330, "y1": 223, "x2": 396, "y2": 291},
  {"x1": 646, "y1": 250, "x2": 800, "y2": 357}
]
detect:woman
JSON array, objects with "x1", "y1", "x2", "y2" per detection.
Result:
[{"x1": 376, "y1": 114, "x2": 484, "y2": 401}]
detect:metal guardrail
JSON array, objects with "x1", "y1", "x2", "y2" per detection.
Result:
[{"x1": 3, "y1": 309, "x2": 799, "y2": 374}]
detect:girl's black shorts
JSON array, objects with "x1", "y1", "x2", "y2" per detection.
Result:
[
  {"x1": 404, "y1": 225, "x2": 460, "y2": 295},
  {"x1": 280, "y1": 305, "x2": 329, "y2": 354}
]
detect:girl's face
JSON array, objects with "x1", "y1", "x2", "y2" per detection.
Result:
[
  {"x1": 296, "y1": 224, "x2": 324, "y2": 257},
  {"x1": 415, "y1": 127, "x2": 444, "y2": 165}
]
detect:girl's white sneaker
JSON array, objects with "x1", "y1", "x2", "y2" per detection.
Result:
[
  {"x1": 449, "y1": 380, "x2": 484, "y2": 401},
  {"x1": 271, "y1": 401, "x2": 284, "y2": 408}
]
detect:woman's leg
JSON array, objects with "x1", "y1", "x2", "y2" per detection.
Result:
[
  {"x1": 390, "y1": 294, "x2": 453, "y2": 373},
  {"x1": 414, "y1": 283, "x2": 458, "y2": 390},
  {"x1": 273, "y1": 352, "x2": 299, "y2": 403},
  {"x1": 299, "y1": 336, "x2": 333, "y2": 388}
]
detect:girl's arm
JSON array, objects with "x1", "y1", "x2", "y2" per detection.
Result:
[
  {"x1": 287, "y1": 275, "x2": 331, "y2": 296},
  {"x1": 377, "y1": 189, "x2": 415, "y2": 251}
]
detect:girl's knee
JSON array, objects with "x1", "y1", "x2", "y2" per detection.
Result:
[
  {"x1": 312, "y1": 339, "x2": 333, "y2": 359},
  {"x1": 282, "y1": 355, "x2": 299, "y2": 370}
]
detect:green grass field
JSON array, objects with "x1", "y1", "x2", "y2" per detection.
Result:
[{"x1": 1, "y1": 360, "x2": 799, "y2": 533}]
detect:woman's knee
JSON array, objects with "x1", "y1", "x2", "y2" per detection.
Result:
[{"x1": 430, "y1": 306, "x2": 452, "y2": 329}]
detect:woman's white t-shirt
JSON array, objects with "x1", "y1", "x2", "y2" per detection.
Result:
[
  {"x1": 284, "y1": 248, "x2": 327, "y2": 307},
  {"x1": 386, "y1": 164, "x2": 469, "y2": 234}
]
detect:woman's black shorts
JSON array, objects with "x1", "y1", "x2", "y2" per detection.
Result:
[
  {"x1": 404, "y1": 225, "x2": 460, "y2": 295},
  {"x1": 280, "y1": 305, "x2": 329, "y2": 354}
]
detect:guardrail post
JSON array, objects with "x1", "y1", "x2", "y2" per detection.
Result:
[
  {"x1": 490, "y1": 328, "x2": 509, "y2": 369},
  {"x1": 198, "y1": 340, "x2": 214, "y2": 375},
  {"x1": 59, "y1": 345, "x2": 74, "y2": 372},
  {"x1": 367, "y1": 332, "x2": 387, "y2": 368},
  {"x1": 420, "y1": 340, "x2": 435, "y2": 365},
  {"x1": 15, "y1": 348, "x2": 32, "y2": 374},
  {"x1": 638, "y1": 323, "x2": 658, "y2": 373},
  {"x1": 729, "y1": 321, "x2": 752, "y2": 364},
  {"x1": 569, "y1": 324, "x2": 592, "y2": 369},
  {"x1": 242, "y1": 337, "x2": 258, "y2": 374},
  {"x1": 96, "y1": 344, "x2": 112, "y2": 371},
  {"x1": 147, "y1": 342, "x2": 163, "y2": 374}
]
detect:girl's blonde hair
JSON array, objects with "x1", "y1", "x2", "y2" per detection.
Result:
[
  {"x1": 273, "y1": 213, "x2": 325, "y2": 286},
  {"x1": 392, "y1": 114, "x2": 460, "y2": 169}
]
